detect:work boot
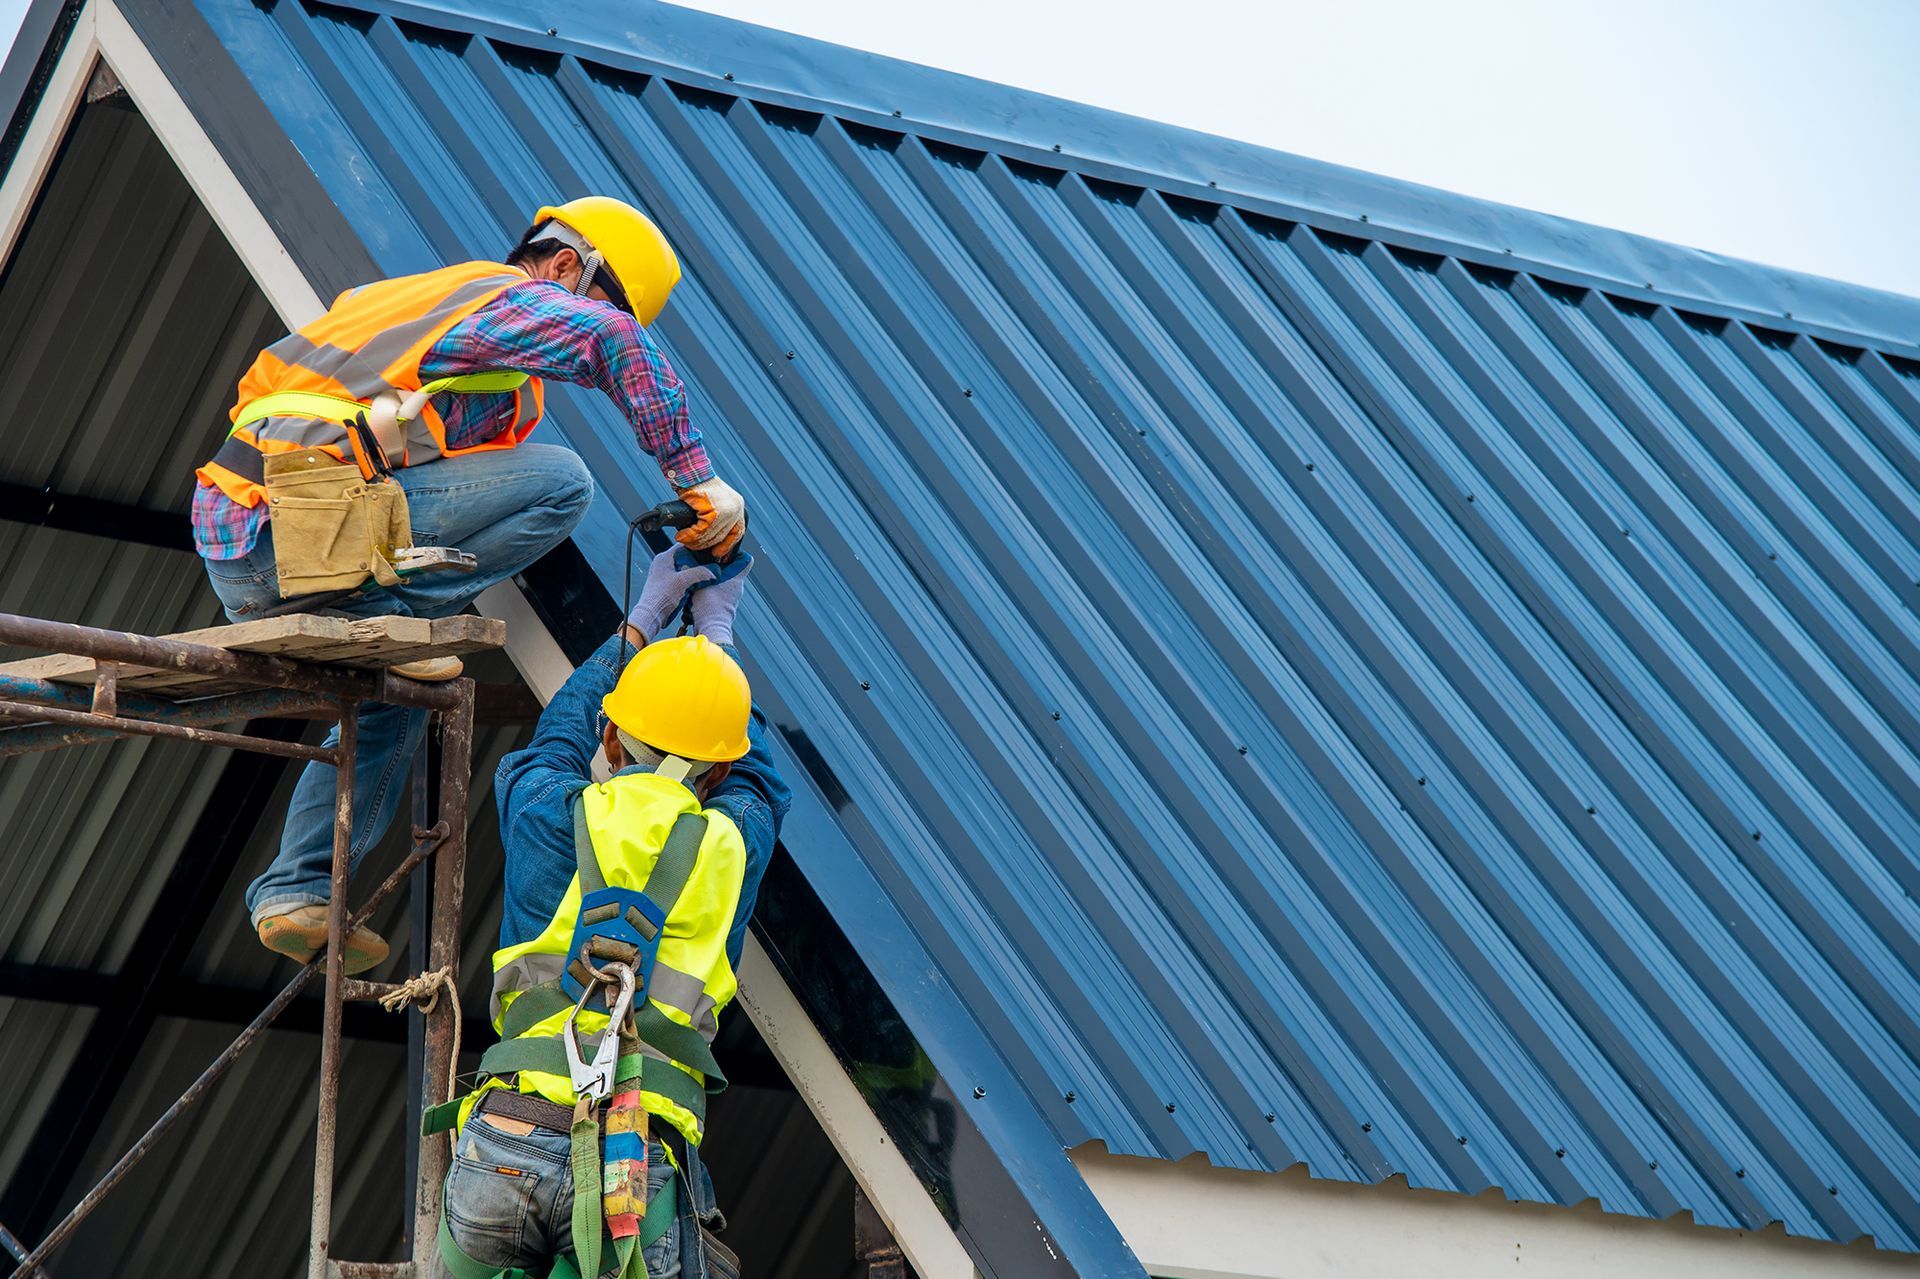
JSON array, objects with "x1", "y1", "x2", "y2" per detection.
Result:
[
  {"x1": 256, "y1": 904, "x2": 389, "y2": 975},
  {"x1": 387, "y1": 656, "x2": 463, "y2": 681}
]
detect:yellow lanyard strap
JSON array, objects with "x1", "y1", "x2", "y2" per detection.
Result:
[{"x1": 229, "y1": 371, "x2": 530, "y2": 435}]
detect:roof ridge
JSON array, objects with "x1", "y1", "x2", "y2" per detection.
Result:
[{"x1": 321, "y1": 0, "x2": 1920, "y2": 357}]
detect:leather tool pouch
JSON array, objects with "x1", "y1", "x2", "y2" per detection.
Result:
[{"x1": 263, "y1": 448, "x2": 412, "y2": 598}]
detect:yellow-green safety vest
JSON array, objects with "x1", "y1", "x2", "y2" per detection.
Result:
[{"x1": 460, "y1": 770, "x2": 747, "y2": 1146}]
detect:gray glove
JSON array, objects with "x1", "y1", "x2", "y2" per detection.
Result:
[
  {"x1": 689, "y1": 550, "x2": 752, "y2": 647},
  {"x1": 626, "y1": 547, "x2": 715, "y2": 640}
]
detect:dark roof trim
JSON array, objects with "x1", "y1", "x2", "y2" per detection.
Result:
[
  {"x1": 332, "y1": 0, "x2": 1917, "y2": 358},
  {"x1": 0, "y1": 0, "x2": 83, "y2": 180}
]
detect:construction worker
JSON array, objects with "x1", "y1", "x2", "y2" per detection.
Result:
[
  {"x1": 432, "y1": 543, "x2": 789, "y2": 1279},
  {"x1": 189, "y1": 197, "x2": 749, "y2": 974}
]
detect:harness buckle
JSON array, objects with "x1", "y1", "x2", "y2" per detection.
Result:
[
  {"x1": 562, "y1": 886, "x2": 665, "y2": 1006},
  {"x1": 563, "y1": 959, "x2": 635, "y2": 1103}
]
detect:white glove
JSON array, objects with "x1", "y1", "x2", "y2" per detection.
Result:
[{"x1": 626, "y1": 547, "x2": 715, "y2": 640}]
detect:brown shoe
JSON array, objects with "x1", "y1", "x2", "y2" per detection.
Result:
[
  {"x1": 388, "y1": 656, "x2": 463, "y2": 681},
  {"x1": 256, "y1": 904, "x2": 389, "y2": 975}
]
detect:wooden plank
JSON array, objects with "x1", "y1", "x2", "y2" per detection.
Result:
[{"x1": 0, "y1": 614, "x2": 508, "y2": 697}]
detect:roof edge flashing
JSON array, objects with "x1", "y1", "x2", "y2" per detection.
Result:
[{"x1": 307, "y1": 0, "x2": 1917, "y2": 357}]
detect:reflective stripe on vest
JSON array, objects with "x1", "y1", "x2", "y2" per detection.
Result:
[
  {"x1": 196, "y1": 262, "x2": 546, "y2": 506},
  {"x1": 480, "y1": 771, "x2": 747, "y2": 1145}
]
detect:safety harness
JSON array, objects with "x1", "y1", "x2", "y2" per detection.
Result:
[{"x1": 429, "y1": 804, "x2": 726, "y2": 1279}]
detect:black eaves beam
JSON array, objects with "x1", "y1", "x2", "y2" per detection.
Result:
[
  {"x1": 0, "y1": 480, "x2": 193, "y2": 552},
  {"x1": 0, "y1": 961, "x2": 481, "y2": 1045},
  {"x1": 0, "y1": 962, "x2": 795, "y2": 1089}
]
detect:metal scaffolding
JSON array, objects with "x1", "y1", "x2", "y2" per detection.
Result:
[{"x1": 0, "y1": 612, "x2": 476, "y2": 1279}]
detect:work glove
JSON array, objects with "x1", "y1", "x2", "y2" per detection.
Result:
[
  {"x1": 626, "y1": 547, "x2": 716, "y2": 641},
  {"x1": 688, "y1": 550, "x2": 753, "y2": 648},
  {"x1": 674, "y1": 477, "x2": 747, "y2": 558}
]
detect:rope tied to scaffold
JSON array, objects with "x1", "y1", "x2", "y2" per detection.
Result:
[{"x1": 379, "y1": 966, "x2": 462, "y2": 1119}]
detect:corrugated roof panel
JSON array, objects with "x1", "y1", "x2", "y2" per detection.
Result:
[
  {"x1": 0, "y1": 1000, "x2": 95, "y2": 1188},
  {"x1": 84, "y1": 0, "x2": 1920, "y2": 1254}
]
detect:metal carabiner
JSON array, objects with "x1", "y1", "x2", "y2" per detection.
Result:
[{"x1": 562, "y1": 960, "x2": 636, "y2": 1103}]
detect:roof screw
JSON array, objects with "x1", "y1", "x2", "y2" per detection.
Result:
[
  {"x1": 1555, "y1": 1148, "x2": 1567, "y2": 1158},
  {"x1": 860, "y1": 681, "x2": 871, "y2": 691},
  {"x1": 1208, "y1": 180, "x2": 1217, "y2": 188},
  {"x1": 1736, "y1": 1169, "x2": 1746, "y2": 1178},
  {"x1": 785, "y1": 350, "x2": 795, "y2": 360},
  {"x1": 973, "y1": 1086, "x2": 986, "y2": 1099},
  {"x1": 1306, "y1": 462, "x2": 1316, "y2": 472},
  {"x1": 1359, "y1": 214, "x2": 1369, "y2": 222},
  {"x1": 892, "y1": 109, "x2": 902, "y2": 118},
  {"x1": 546, "y1": 26, "x2": 557, "y2": 35},
  {"x1": 1064, "y1": 1090, "x2": 1076, "y2": 1103},
  {"x1": 1264, "y1": 1112, "x2": 1276, "y2": 1123},
  {"x1": 1767, "y1": 552, "x2": 1777, "y2": 561},
  {"x1": 1051, "y1": 711, "x2": 1062, "y2": 721},
  {"x1": 1361, "y1": 1121, "x2": 1373, "y2": 1133},
  {"x1": 1053, "y1": 143, "x2": 1062, "y2": 152},
  {"x1": 1166, "y1": 1102, "x2": 1177, "y2": 1114},
  {"x1": 962, "y1": 388, "x2": 973, "y2": 397},
  {"x1": 1649, "y1": 1161, "x2": 1659, "y2": 1170},
  {"x1": 1417, "y1": 776, "x2": 1427, "y2": 786},
  {"x1": 1503, "y1": 247, "x2": 1513, "y2": 254},
  {"x1": 1828, "y1": 1185, "x2": 1838, "y2": 1196},
  {"x1": 1753, "y1": 831, "x2": 1762, "y2": 841},
  {"x1": 1237, "y1": 745, "x2": 1248, "y2": 755},
  {"x1": 724, "y1": 72, "x2": 735, "y2": 81},
  {"x1": 1458, "y1": 1135, "x2": 1468, "y2": 1145},
  {"x1": 1586, "y1": 805, "x2": 1596, "y2": 815},
  {"x1": 1466, "y1": 493, "x2": 1476, "y2": 503}
]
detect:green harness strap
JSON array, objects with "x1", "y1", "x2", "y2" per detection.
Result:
[
  {"x1": 474, "y1": 1040, "x2": 713, "y2": 1122},
  {"x1": 571, "y1": 1100, "x2": 606, "y2": 1279},
  {"x1": 572, "y1": 800, "x2": 705, "y2": 908},
  {"x1": 497, "y1": 985, "x2": 727, "y2": 1089}
]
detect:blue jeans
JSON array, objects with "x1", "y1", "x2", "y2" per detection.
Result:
[
  {"x1": 444, "y1": 1119, "x2": 680, "y2": 1278},
  {"x1": 203, "y1": 445, "x2": 593, "y2": 923}
]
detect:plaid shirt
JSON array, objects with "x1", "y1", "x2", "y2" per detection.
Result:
[{"x1": 192, "y1": 279, "x2": 714, "y2": 559}]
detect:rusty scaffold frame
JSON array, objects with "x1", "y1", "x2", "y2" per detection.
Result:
[{"x1": 0, "y1": 612, "x2": 476, "y2": 1279}]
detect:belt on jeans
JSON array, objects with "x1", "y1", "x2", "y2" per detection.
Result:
[
  {"x1": 474, "y1": 1090, "x2": 690, "y2": 1169},
  {"x1": 476, "y1": 1088, "x2": 576, "y2": 1133}
]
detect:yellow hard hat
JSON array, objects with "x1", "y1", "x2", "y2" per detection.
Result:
[
  {"x1": 532, "y1": 196, "x2": 682, "y2": 326},
  {"x1": 603, "y1": 635, "x2": 751, "y2": 763}
]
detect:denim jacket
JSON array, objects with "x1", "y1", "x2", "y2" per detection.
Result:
[{"x1": 493, "y1": 631, "x2": 792, "y2": 968}]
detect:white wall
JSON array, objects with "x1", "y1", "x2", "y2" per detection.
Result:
[{"x1": 1074, "y1": 1146, "x2": 1919, "y2": 1279}]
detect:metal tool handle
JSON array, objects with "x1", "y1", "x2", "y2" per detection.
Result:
[{"x1": 631, "y1": 499, "x2": 742, "y2": 566}]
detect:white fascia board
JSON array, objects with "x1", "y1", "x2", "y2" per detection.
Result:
[
  {"x1": 96, "y1": 0, "x2": 320, "y2": 325},
  {"x1": 1074, "y1": 1146, "x2": 1918, "y2": 1279},
  {"x1": 97, "y1": 19, "x2": 977, "y2": 1272},
  {"x1": 0, "y1": 0, "x2": 97, "y2": 270}
]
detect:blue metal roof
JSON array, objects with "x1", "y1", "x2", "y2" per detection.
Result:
[{"x1": 54, "y1": 0, "x2": 1920, "y2": 1258}]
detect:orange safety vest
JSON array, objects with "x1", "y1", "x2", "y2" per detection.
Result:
[{"x1": 197, "y1": 261, "x2": 547, "y2": 507}]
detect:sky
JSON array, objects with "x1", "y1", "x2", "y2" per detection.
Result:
[{"x1": 2, "y1": 0, "x2": 1914, "y2": 298}]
